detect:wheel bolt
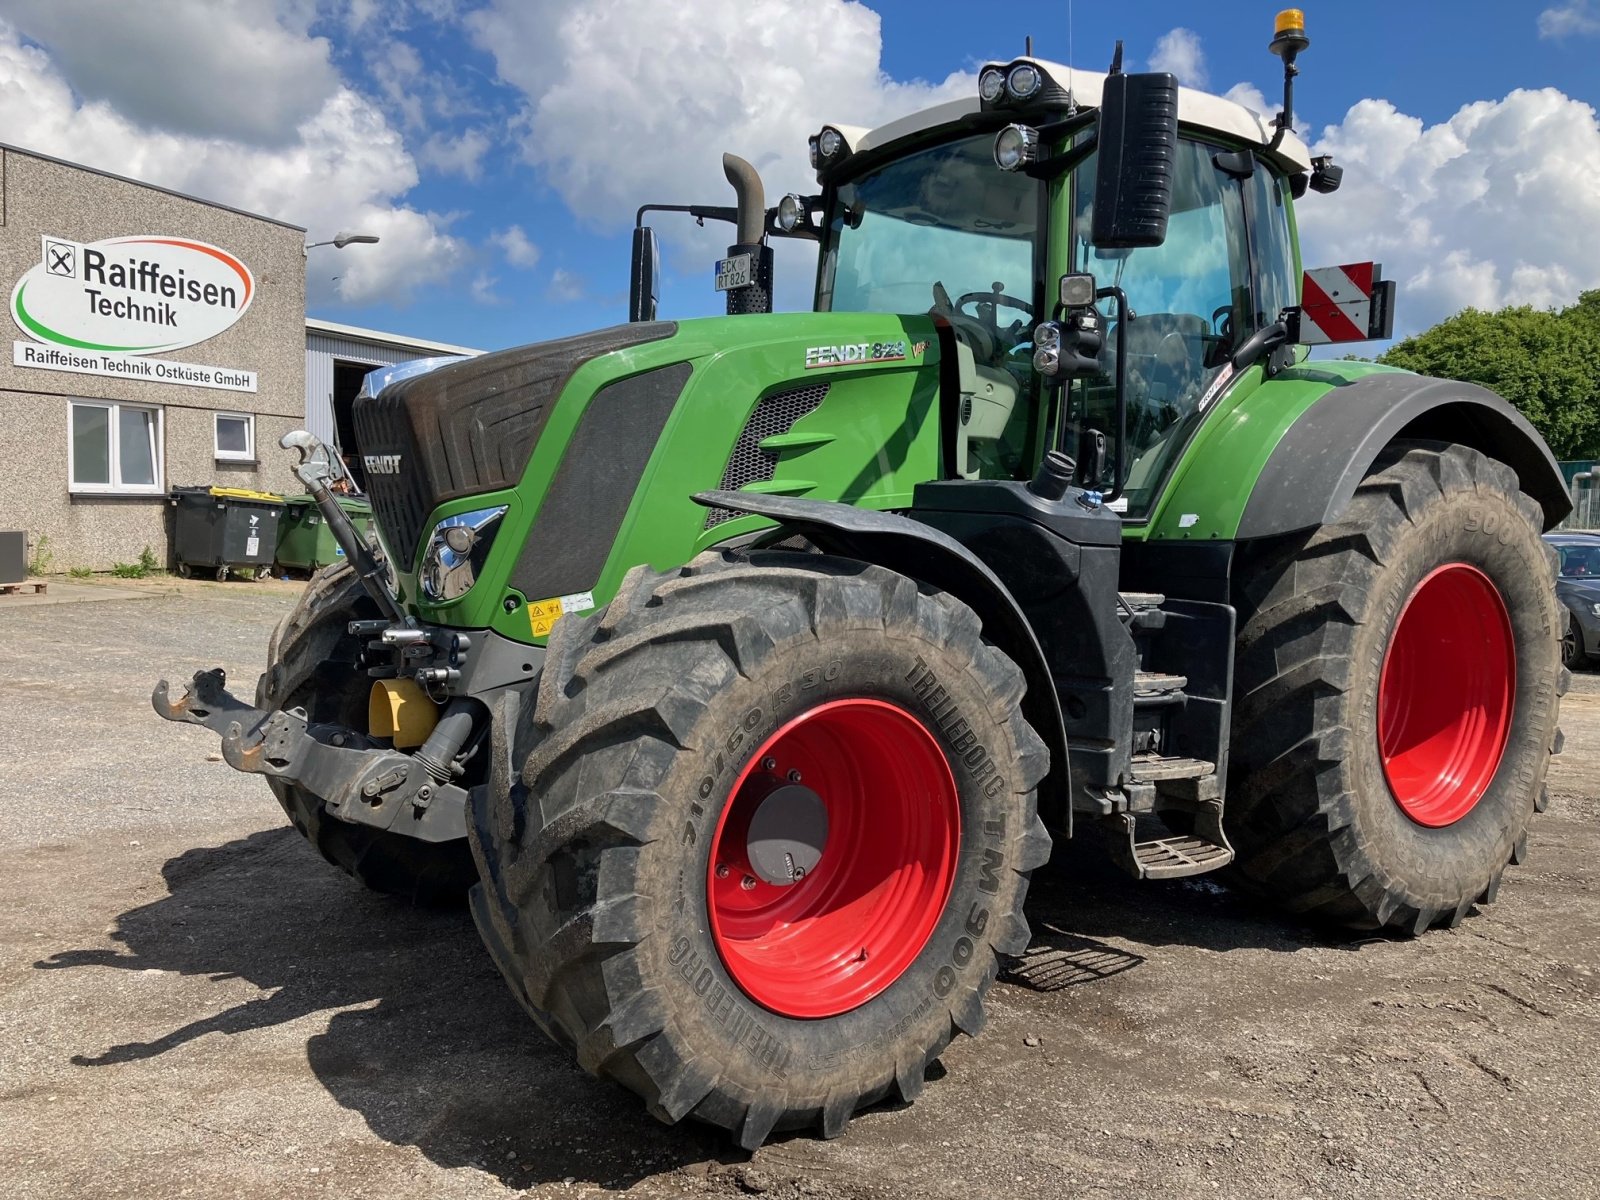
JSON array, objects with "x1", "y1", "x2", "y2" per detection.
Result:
[
  {"x1": 762, "y1": 757, "x2": 778, "y2": 772},
  {"x1": 715, "y1": 863, "x2": 729, "y2": 878},
  {"x1": 741, "y1": 875, "x2": 757, "y2": 891},
  {"x1": 788, "y1": 769, "x2": 802, "y2": 783}
]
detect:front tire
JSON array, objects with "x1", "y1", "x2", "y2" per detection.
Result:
[
  {"x1": 468, "y1": 550, "x2": 1050, "y2": 1147},
  {"x1": 1227, "y1": 442, "x2": 1564, "y2": 933},
  {"x1": 257, "y1": 561, "x2": 477, "y2": 903}
]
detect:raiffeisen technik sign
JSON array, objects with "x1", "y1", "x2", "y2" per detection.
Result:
[{"x1": 10, "y1": 235, "x2": 259, "y2": 392}]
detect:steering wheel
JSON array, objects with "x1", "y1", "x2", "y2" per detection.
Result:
[{"x1": 956, "y1": 288, "x2": 1034, "y2": 321}]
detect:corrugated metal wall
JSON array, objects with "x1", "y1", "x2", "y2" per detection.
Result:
[{"x1": 304, "y1": 333, "x2": 429, "y2": 448}]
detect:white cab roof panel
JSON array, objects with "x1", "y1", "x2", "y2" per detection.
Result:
[{"x1": 844, "y1": 59, "x2": 1311, "y2": 173}]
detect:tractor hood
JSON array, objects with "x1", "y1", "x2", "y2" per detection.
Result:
[
  {"x1": 352, "y1": 322, "x2": 678, "y2": 573},
  {"x1": 351, "y1": 310, "x2": 943, "y2": 644}
]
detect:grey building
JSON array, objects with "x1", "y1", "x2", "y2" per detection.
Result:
[
  {"x1": 1, "y1": 143, "x2": 480, "y2": 572},
  {"x1": 0, "y1": 143, "x2": 307, "y2": 571}
]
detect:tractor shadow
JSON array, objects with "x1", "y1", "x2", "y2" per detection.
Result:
[
  {"x1": 33, "y1": 827, "x2": 729, "y2": 1191},
  {"x1": 34, "y1": 826, "x2": 1379, "y2": 1189}
]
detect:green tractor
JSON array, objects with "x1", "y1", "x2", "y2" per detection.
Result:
[{"x1": 156, "y1": 12, "x2": 1568, "y2": 1147}]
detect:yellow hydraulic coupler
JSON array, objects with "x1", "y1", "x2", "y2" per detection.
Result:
[{"x1": 369, "y1": 678, "x2": 440, "y2": 748}]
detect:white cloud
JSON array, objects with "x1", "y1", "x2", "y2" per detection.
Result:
[
  {"x1": 3, "y1": 0, "x2": 338, "y2": 145},
  {"x1": 489, "y1": 226, "x2": 541, "y2": 269},
  {"x1": 1539, "y1": 1, "x2": 1600, "y2": 38},
  {"x1": 418, "y1": 128, "x2": 492, "y2": 181},
  {"x1": 547, "y1": 268, "x2": 586, "y2": 302},
  {"x1": 1299, "y1": 89, "x2": 1600, "y2": 334},
  {"x1": 467, "y1": 0, "x2": 973, "y2": 236},
  {"x1": 0, "y1": 19, "x2": 466, "y2": 306},
  {"x1": 469, "y1": 269, "x2": 505, "y2": 305},
  {"x1": 1148, "y1": 28, "x2": 1208, "y2": 89}
]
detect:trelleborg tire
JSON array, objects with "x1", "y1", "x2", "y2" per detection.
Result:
[
  {"x1": 256, "y1": 561, "x2": 477, "y2": 903},
  {"x1": 467, "y1": 549, "x2": 1051, "y2": 1147},
  {"x1": 1226, "y1": 441, "x2": 1565, "y2": 933}
]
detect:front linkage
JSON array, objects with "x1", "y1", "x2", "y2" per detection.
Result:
[
  {"x1": 152, "y1": 430, "x2": 488, "y2": 846},
  {"x1": 153, "y1": 666, "x2": 467, "y2": 843}
]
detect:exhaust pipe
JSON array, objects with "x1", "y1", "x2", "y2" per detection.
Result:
[{"x1": 721, "y1": 152, "x2": 773, "y2": 315}]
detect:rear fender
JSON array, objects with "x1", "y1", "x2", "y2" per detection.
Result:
[
  {"x1": 695, "y1": 490, "x2": 1071, "y2": 835},
  {"x1": 1238, "y1": 374, "x2": 1571, "y2": 538}
]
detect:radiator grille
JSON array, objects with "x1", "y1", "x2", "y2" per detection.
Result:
[
  {"x1": 351, "y1": 391, "x2": 432, "y2": 572},
  {"x1": 704, "y1": 383, "x2": 828, "y2": 528}
]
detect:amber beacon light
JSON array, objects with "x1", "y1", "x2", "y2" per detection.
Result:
[{"x1": 1271, "y1": 9, "x2": 1310, "y2": 56}]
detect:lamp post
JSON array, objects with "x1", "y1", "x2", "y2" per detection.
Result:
[{"x1": 304, "y1": 231, "x2": 381, "y2": 253}]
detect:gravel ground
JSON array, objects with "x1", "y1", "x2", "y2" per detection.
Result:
[{"x1": 3, "y1": 578, "x2": 1598, "y2": 1199}]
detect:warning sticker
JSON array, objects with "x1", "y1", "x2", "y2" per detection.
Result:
[
  {"x1": 245, "y1": 536, "x2": 260, "y2": 557},
  {"x1": 527, "y1": 590, "x2": 597, "y2": 638}
]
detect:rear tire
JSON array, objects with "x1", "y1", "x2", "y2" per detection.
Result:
[
  {"x1": 257, "y1": 561, "x2": 477, "y2": 903},
  {"x1": 468, "y1": 549, "x2": 1051, "y2": 1147},
  {"x1": 1226, "y1": 442, "x2": 1564, "y2": 933}
]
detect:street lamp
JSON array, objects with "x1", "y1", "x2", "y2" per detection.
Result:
[{"x1": 305, "y1": 231, "x2": 381, "y2": 251}]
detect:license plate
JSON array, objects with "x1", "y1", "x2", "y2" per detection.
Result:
[{"x1": 714, "y1": 254, "x2": 753, "y2": 291}]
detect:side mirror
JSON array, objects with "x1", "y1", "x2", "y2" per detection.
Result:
[
  {"x1": 628, "y1": 226, "x2": 660, "y2": 322},
  {"x1": 1092, "y1": 71, "x2": 1179, "y2": 249}
]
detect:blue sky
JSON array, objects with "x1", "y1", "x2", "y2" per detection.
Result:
[{"x1": 4, "y1": 1, "x2": 1599, "y2": 351}]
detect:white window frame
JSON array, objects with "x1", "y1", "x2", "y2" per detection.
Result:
[
  {"x1": 67, "y1": 400, "x2": 164, "y2": 496},
  {"x1": 214, "y1": 411, "x2": 256, "y2": 462}
]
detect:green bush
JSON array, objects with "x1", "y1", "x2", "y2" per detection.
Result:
[
  {"x1": 110, "y1": 546, "x2": 161, "y2": 579},
  {"x1": 26, "y1": 534, "x2": 52, "y2": 576},
  {"x1": 68, "y1": 566, "x2": 93, "y2": 579}
]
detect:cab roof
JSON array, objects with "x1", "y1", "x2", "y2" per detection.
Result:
[{"x1": 832, "y1": 58, "x2": 1313, "y2": 175}]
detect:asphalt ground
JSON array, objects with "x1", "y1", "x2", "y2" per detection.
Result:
[{"x1": 3, "y1": 577, "x2": 1598, "y2": 1199}]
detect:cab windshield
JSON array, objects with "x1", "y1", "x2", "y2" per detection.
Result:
[
  {"x1": 818, "y1": 134, "x2": 1039, "y2": 317},
  {"x1": 817, "y1": 133, "x2": 1042, "y2": 478}
]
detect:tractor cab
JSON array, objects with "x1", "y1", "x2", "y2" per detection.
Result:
[{"x1": 806, "y1": 58, "x2": 1315, "y2": 515}]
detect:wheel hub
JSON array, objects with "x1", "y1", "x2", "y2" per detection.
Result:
[{"x1": 745, "y1": 782, "x2": 829, "y2": 885}]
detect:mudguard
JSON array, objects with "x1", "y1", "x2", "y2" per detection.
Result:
[
  {"x1": 693, "y1": 490, "x2": 1071, "y2": 832},
  {"x1": 1238, "y1": 373, "x2": 1571, "y2": 538}
]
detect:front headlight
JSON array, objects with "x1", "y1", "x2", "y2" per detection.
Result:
[
  {"x1": 419, "y1": 505, "x2": 508, "y2": 603},
  {"x1": 1589, "y1": 602, "x2": 1600, "y2": 617}
]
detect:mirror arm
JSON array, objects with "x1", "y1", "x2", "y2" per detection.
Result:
[
  {"x1": 1023, "y1": 135, "x2": 1098, "y2": 181},
  {"x1": 1230, "y1": 318, "x2": 1291, "y2": 373}
]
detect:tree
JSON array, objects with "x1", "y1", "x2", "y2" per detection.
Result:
[{"x1": 1379, "y1": 290, "x2": 1600, "y2": 459}]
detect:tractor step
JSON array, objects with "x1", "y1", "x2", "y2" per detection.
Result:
[
  {"x1": 1117, "y1": 591, "x2": 1167, "y2": 632},
  {"x1": 1100, "y1": 809, "x2": 1235, "y2": 880},
  {"x1": 1128, "y1": 753, "x2": 1213, "y2": 782},
  {"x1": 1132, "y1": 670, "x2": 1187, "y2": 702}
]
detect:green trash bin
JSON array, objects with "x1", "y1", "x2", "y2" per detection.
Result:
[{"x1": 275, "y1": 494, "x2": 375, "y2": 572}]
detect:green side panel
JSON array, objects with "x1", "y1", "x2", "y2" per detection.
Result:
[
  {"x1": 1134, "y1": 357, "x2": 1411, "y2": 543},
  {"x1": 396, "y1": 312, "x2": 943, "y2": 643}
]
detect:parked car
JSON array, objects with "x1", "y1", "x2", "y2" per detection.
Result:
[{"x1": 1547, "y1": 532, "x2": 1600, "y2": 668}]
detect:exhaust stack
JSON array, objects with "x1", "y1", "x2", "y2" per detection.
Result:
[{"x1": 721, "y1": 153, "x2": 773, "y2": 315}]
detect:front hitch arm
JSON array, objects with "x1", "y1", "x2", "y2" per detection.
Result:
[{"x1": 152, "y1": 669, "x2": 466, "y2": 842}]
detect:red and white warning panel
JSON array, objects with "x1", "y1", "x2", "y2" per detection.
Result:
[{"x1": 1296, "y1": 262, "x2": 1396, "y2": 344}]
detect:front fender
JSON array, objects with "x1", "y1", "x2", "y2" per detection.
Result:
[{"x1": 694, "y1": 490, "x2": 1071, "y2": 834}]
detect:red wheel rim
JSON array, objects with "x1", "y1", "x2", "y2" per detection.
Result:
[
  {"x1": 707, "y1": 699, "x2": 960, "y2": 1019},
  {"x1": 1378, "y1": 563, "x2": 1515, "y2": 827}
]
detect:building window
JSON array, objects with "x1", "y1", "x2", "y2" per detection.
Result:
[
  {"x1": 214, "y1": 412, "x2": 255, "y2": 462},
  {"x1": 69, "y1": 401, "x2": 163, "y2": 494}
]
